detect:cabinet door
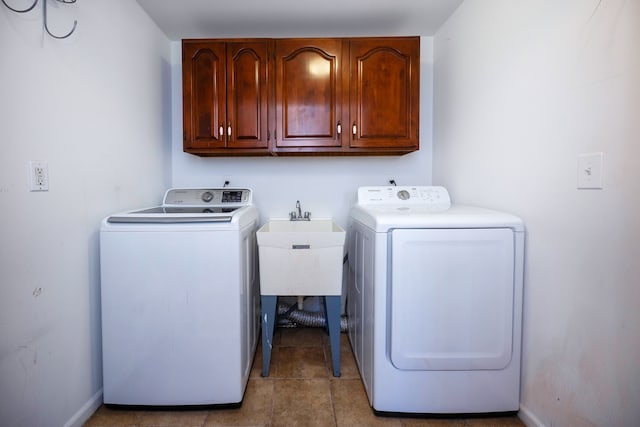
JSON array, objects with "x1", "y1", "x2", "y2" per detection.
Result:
[
  {"x1": 183, "y1": 41, "x2": 227, "y2": 149},
  {"x1": 349, "y1": 38, "x2": 419, "y2": 150},
  {"x1": 226, "y1": 42, "x2": 269, "y2": 149},
  {"x1": 275, "y1": 39, "x2": 345, "y2": 149}
]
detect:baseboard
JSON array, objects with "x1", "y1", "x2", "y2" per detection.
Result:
[
  {"x1": 63, "y1": 388, "x2": 103, "y2": 427},
  {"x1": 519, "y1": 404, "x2": 546, "y2": 427}
]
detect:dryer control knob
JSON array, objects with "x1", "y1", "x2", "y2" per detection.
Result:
[
  {"x1": 397, "y1": 190, "x2": 410, "y2": 200},
  {"x1": 201, "y1": 191, "x2": 214, "y2": 203}
]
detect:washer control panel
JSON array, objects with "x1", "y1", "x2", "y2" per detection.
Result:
[
  {"x1": 163, "y1": 188, "x2": 252, "y2": 206},
  {"x1": 357, "y1": 186, "x2": 451, "y2": 206}
]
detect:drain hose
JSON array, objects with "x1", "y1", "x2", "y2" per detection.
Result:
[{"x1": 277, "y1": 302, "x2": 348, "y2": 332}]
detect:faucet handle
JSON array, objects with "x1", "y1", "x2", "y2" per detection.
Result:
[
  {"x1": 290, "y1": 211, "x2": 297, "y2": 220},
  {"x1": 304, "y1": 212, "x2": 311, "y2": 220}
]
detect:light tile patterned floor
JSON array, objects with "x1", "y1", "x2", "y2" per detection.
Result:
[{"x1": 85, "y1": 328, "x2": 525, "y2": 427}]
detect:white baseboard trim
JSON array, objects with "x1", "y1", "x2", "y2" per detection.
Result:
[
  {"x1": 63, "y1": 388, "x2": 103, "y2": 427},
  {"x1": 519, "y1": 404, "x2": 546, "y2": 427}
]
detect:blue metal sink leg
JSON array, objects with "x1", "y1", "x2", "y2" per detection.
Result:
[
  {"x1": 261, "y1": 295, "x2": 277, "y2": 377},
  {"x1": 325, "y1": 295, "x2": 341, "y2": 377}
]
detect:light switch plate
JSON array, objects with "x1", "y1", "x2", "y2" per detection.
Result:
[{"x1": 577, "y1": 152, "x2": 603, "y2": 189}]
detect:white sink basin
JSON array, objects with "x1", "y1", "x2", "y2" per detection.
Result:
[
  {"x1": 257, "y1": 219, "x2": 345, "y2": 247},
  {"x1": 257, "y1": 219, "x2": 346, "y2": 296}
]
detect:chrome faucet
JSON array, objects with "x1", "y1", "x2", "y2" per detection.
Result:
[{"x1": 290, "y1": 200, "x2": 311, "y2": 221}]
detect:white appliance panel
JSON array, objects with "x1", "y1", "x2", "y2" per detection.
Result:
[
  {"x1": 390, "y1": 228, "x2": 515, "y2": 371},
  {"x1": 242, "y1": 228, "x2": 261, "y2": 380},
  {"x1": 101, "y1": 229, "x2": 247, "y2": 405},
  {"x1": 347, "y1": 228, "x2": 362, "y2": 369}
]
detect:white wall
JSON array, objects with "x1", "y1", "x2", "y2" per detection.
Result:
[
  {"x1": 0, "y1": 1, "x2": 171, "y2": 426},
  {"x1": 433, "y1": 1, "x2": 640, "y2": 426},
  {"x1": 170, "y1": 38, "x2": 434, "y2": 228}
]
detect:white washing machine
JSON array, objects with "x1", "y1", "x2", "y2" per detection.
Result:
[
  {"x1": 347, "y1": 186, "x2": 525, "y2": 414},
  {"x1": 100, "y1": 188, "x2": 259, "y2": 405}
]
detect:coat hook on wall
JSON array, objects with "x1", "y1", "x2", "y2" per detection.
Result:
[
  {"x1": 2, "y1": 0, "x2": 77, "y2": 39},
  {"x1": 44, "y1": 0, "x2": 77, "y2": 39},
  {"x1": 1, "y1": 0, "x2": 37, "y2": 13}
]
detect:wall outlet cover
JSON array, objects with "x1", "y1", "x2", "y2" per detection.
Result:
[{"x1": 29, "y1": 161, "x2": 49, "y2": 192}]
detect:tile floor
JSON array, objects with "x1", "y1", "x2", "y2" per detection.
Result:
[{"x1": 84, "y1": 328, "x2": 525, "y2": 427}]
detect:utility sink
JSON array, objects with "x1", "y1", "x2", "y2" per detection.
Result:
[{"x1": 257, "y1": 219, "x2": 346, "y2": 296}]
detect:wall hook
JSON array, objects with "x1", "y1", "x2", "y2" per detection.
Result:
[
  {"x1": 43, "y1": 0, "x2": 77, "y2": 39},
  {"x1": 1, "y1": 0, "x2": 37, "y2": 13},
  {"x1": 2, "y1": 0, "x2": 77, "y2": 39}
]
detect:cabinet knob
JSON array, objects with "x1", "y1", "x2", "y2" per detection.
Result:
[
  {"x1": 337, "y1": 121, "x2": 341, "y2": 136},
  {"x1": 227, "y1": 124, "x2": 232, "y2": 137},
  {"x1": 352, "y1": 122, "x2": 357, "y2": 136},
  {"x1": 219, "y1": 124, "x2": 224, "y2": 137}
]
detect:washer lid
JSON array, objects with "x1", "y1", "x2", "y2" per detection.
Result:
[{"x1": 105, "y1": 188, "x2": 256, "y2": 224}]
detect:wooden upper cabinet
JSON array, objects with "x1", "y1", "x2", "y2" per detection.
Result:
[
  {"x1": 182, "y1": 40, "x2": 269, "y2": 154},
  {"x1": 182, "y1": 37, "x2": 419, "y2": 156},
  {"x1": 274, "y1": 39, "x2": 345, "y2": 150},
  {"x1": 273, "y1": 37, "x2": 419, "y2": 154},
  {"x1": 349, "y1": 38, "x2": 419, "y2": 151}
]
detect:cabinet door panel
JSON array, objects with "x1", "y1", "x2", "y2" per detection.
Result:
[
  {"x1": 276, "y1": 39, "x2": 343, "y2": 148},
  {"x1": 227, "y1": 42, "x2": 269, "y2": 149},
  {"x1": 183, "y1": 42, "x2": 226, "y2": 149},
  {"x1": 350, "y1": 39, "x2": 419, "y2": 149}
]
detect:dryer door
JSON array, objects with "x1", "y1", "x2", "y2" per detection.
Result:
[{"x1": 389, "y1": 228, "x2": 515, "y2": 371}]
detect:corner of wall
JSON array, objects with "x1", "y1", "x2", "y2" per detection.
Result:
[
  {"x1": 63, "y1": 389, "x2": 103, "y2": 427},
  {"x1": 518, "y1": 404, "x2": 547, "y2": 427}
]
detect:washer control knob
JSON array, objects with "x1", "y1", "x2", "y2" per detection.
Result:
[
  {"x1": 397, "y1": 190, "x2": 410, "y2": 200},
  {"x1": 201, "y1": 191, "x2": 214, "y2": 203}
]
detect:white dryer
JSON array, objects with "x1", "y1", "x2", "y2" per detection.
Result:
[
  {"x1": 347, "y1": 186, "x2": 525, "y2": 414},
  {"x1": 100, "y1": 188, "x2": 259, "y2": 406}
]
